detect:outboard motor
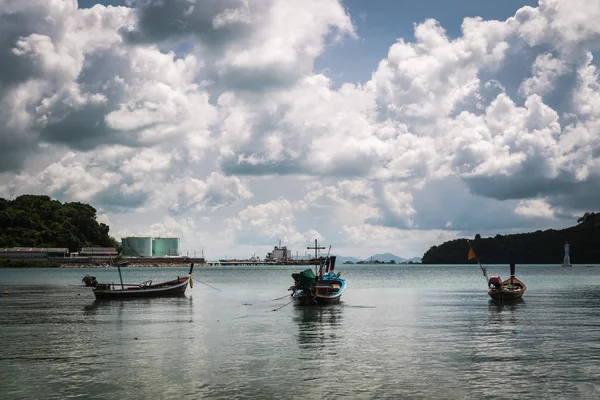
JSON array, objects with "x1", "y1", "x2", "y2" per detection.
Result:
[
  {"x1": 82, "y1": 275, "x2": 98, "y2": 287},
  {"x1": 291, "y1": 272, "x2": 301, "y2": 284},
  {"x1": 488, "y1": 276, "x2": 503, "y2": 290}
]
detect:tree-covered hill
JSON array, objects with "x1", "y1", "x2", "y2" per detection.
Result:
[
  {"x1": 421, "y1": 212, "x2": 600, "y2": 264},
  {"x1": 0, "y1": 194, "x2": 118, "y2": 252}
]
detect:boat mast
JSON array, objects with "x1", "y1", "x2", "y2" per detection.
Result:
[
  {"x1": 307, "y1": 239, "x2": 326, "y2": 276},
  {"x1": 110, "y1": 254, "x2": 124, "y2": 289},
  {"x1": 509, "y1": 262, "x2": 515, "y2": 284}
]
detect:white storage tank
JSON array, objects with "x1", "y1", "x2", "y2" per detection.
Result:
[
  {"x1": 152, "y1": 237, "x2": 180, "y2": 257},
  {"x1": 121, "y1": 237, "x2": 153, "y2": 257}
]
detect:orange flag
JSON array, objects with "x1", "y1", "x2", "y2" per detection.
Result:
[{"x1": 468, "y1": 247, "x2": 477, "y2": 261}]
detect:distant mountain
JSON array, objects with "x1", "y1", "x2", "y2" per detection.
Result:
[
  {"x1": 330, "y1": 253, "x2": 421, "y2": 264},
  {"x1": 333, "y1": 255, "x2": 360, "y2": 264},
  {"x1": 402, "y1": 257, "x2": 422, "y2": 263},
  {"x1": 363, "y1": 253, "x2": 421, "y2": 263}
]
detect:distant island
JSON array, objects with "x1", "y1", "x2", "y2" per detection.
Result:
[
  {"x1": 0, "y1": 194, "x2": 119, "y2": 252},
  {"x1": 421, "y1": 212, "x2": 600, "y2": 264},
  {"x1": 335, "y1": 253, "x2": 421, "y2": 264},
  {"x1": 342, "y1": 259, "x2": 420, "y2": 265}
]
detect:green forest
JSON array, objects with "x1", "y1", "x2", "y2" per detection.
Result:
[
  {"x1": 421, "y1": 212, "x2": 600, "y2": 264},
  {"x1": 0, "y1": 195, "x2": 118, "y2": 252}
]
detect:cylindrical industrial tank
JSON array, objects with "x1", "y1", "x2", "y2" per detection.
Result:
[
  {"x1": 121, "y1": 237, "x2": 153, "y2": 257},
  {"x1": 152, "y1": 237, "x2": 180, "y2": 257}
]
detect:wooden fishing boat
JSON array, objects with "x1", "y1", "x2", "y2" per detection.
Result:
[
  {"x1": 288, "y1": 240, "x2": 346, "y2": 305},
  {"x1": 91, "y1": 263, "x2": 194, "y2": 299},
  {"x1": 468, "y1": 243, "x2": 526, "y2": 302},
  {"x1": 487, "y1": 263, "x2": 527, "y2": 301}
]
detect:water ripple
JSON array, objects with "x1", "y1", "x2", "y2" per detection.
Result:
[{"x1": 1, "y1": 266, "x2": 600, "y2": 399}]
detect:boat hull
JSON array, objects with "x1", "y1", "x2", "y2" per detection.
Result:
[
  {"x1": 289, "y1": 252, "x2": 345, "y2": 306},
  {"x1": 294, "y1": 292, "x2": 343, "y2": 305},
  {"x1": 488, "y1": 288, "x2": 525, "y2": 301},
  {"x1": 92, "y1": 277, "x2": 189, "y2": 299},
  {"x1": 488, "y1": 276, "x2": 527, "y2": 301},
  {"x1": 291, "y1": 277, "x2": 346, "y2": 305}
]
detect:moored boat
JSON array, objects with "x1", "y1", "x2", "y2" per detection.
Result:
[
  {"x1": 468, "y1": 243, "x2": 526, "y2": 302},
  {"x1": 288, "y1": 240, "x2": 346, "y2": 305},
  {"x1": 90, "y1": 263, "x2": 194, "y2": 299},
  {"x1": 487, "y1": 263, "x2": 527, "y2": 301}
]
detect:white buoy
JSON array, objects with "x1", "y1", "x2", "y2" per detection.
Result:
[{"x1": 562, "y1": 242, "x2": 572, "y2": 268}]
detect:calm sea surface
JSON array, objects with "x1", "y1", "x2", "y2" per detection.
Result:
[{"x1": 1, "y1": 264, "x2": 600, "y2": 399}]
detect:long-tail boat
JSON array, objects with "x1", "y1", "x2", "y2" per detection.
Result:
[
  {"x1": 90, "y1": 263, "x2": 194, "y2": 299},
  {"x1": 468, "y1": 243, "x2": 526, "y2": 301},
  {"x1": 487, "y1": 263, "x2": 527, "y2": 301},
  {"x1": 288, "y1": 240, "x2": 346, "y2": 305}
]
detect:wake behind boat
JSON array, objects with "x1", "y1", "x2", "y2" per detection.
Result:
[
  {"x1": 288, "y1": 240, "x2": 346, "y2": 305},
  {"x1": 90, "y1": 263, "x2": 194, "y2": 299}
]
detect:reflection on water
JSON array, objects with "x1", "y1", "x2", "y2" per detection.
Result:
[
  {"x1": 480, "y1": 300, "x2": 524, "y2": 354},
  {"x1": 470, "y1": 299, "x2": 526, "y2": 364},
  {"x1": 2, "y1": 266, "x2": 600, "y2": 399},
  {"x1": 294, "y1": 304, "x2": 344, "y2": 353},
  {"x1": 486, "y1": 298, "x2": 524, "y2": 328},
  {"x1": 82, "y1": 296, "x2": 196, "y2": 327}
]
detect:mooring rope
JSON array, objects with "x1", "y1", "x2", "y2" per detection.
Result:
[
  {"x1": 195, "y1": 279, "x2": 221, "y2": 292},
  {"x1": 244, "y1": 293, "x2": 291, "y2": 306},
  {"x1": 271, "y1": 299, "x2": 294, "y2": 312}
]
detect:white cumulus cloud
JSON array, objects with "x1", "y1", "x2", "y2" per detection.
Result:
[{"x1": 1, "y1": 0, "x2": 598, "y2": 259}]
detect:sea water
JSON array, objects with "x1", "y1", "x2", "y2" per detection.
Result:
[{"x1": 1, "y1": 264, "x2": 599, "y2": 399}]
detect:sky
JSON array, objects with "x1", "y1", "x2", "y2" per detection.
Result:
[{"x1": 1, "y1": 0, "x2": 599, "y2": 260}]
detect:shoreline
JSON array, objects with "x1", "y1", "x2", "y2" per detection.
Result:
[
  {"x1": 59, "y1": 262, "x2": 207, "y2": 268},
  {"x1": 0, "y1": 260, "x2": 206, "y2": 268}
]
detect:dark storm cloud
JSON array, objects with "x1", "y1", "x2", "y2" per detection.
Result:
[
  {"x1": 0, "y1": 34, "x2": 146, "y2": 173},
  {"x1": 0, "y1": 5, "x2": 68, "y2": 172},
  {"x1": 0, "y1": 5, "x2": 66, "y2": 90},
  {"x1": 125, "y1": 0, "x2": 314, "y2": 93},
  {"x1": 35, "y1": 48, "x2": 144, "y2": 150},
  {"x1": 366, "y1": 213, "x2": 412, "y2": 230},
  {"x1": 0, "y1": 5, "x2": 127, "y2": 172},
  {"x1": 220, "y1": 151, "x2": 375, "y2": 177},
  {"x1": 546, "y1": 177, "x2": 600, "y2": 214},
  {"x1": 478, "y1": 43, "x2": 550, "y2": 105},
  {"x1": 537, "y1": 62, "x2": 580, "y2": 118},
  {"x1": 0, "y1": 14, "x2": 37, "y2": 89},
  {"x1": 0, "y1": 131, "x2": 37, "y2": 173},
  {"x1": 215, "y1": 67, "x2": 296, "y2": 93},
  {"x1": 39, "y1": 103, "x2": 116, "y2": 150},
  {"x1": 368, "y1": 177, "x2": 562, "y2": 232},
  {"x1": 124, "y1": 0, "x2": 252, "y2": 48},
  {"x1": 462, "y1": 166, "x2": 600, "y2": 222},
  {"x1": 92, "y1": 183, "x2": 149, "y2": 213},
  {"x1": 464, "y1": 169, "x2": 575, "y2": 201},
  {"x1": 35, "y1": 47, "x2": 147, "y2": 151}
]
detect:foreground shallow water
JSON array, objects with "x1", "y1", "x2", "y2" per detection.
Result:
[{"x1": 1, "y1": 264, "x2": 599, "y2": 399}]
